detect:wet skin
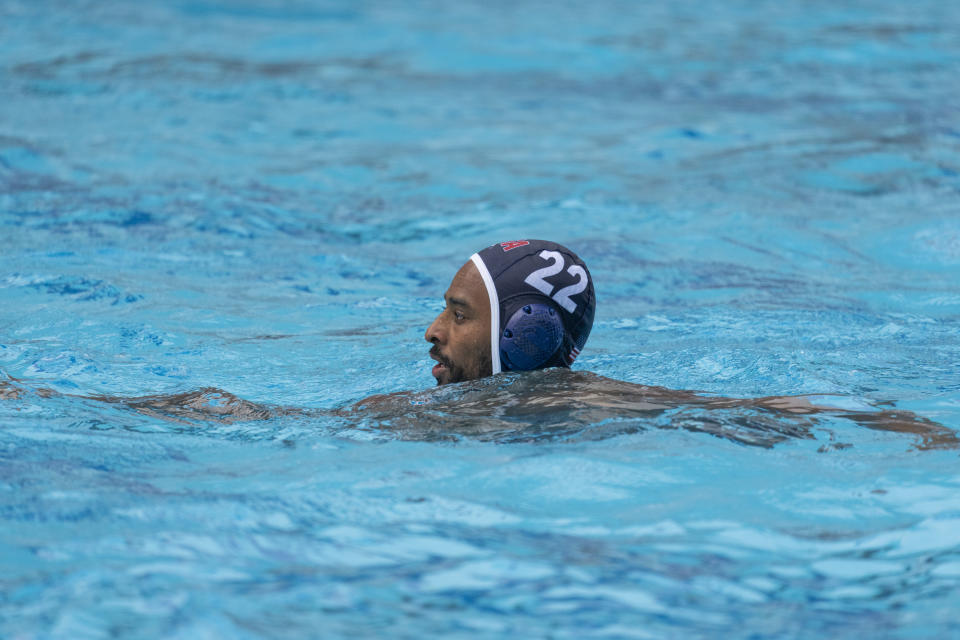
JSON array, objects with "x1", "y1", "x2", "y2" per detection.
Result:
[
  {"x1": 424, "y1": 261, "x2": 493, "y2": 385},
  {"x1": 2, "y1": 370, "x2": 956, "y2": 450},
  {"x1": 2, "y1": 259, "x2": 955, "y2": 449}
]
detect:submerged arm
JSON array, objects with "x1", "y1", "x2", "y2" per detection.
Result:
[
  {"x1": 1, "y1": 376, "x2": 283, "y2": 424},
  {"x1": 744, "y1": 394, "x2": 957, "y2": 450},
  {"x1": 627, "y1": 379, "x2": 958, "y2": 450}
]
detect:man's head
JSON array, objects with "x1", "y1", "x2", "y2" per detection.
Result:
[
  {"x1": 425, "y1": 240, "x2": 595, "y2": 385},
  {"x1": 424, "y1": 260, "x2": 493, "y2": 385}
]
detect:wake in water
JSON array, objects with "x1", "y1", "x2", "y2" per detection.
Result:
[{"x1": 2, "y1": 370, "x2": 956, "y2": 449}]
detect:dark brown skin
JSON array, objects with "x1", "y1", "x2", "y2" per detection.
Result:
[
  {"x1": 2, "y1": 257, "x2": 955, "y2": 451},
  {"x1": 352, "y1": 369, "x2": 959, "y2": 450},
  {"x1": 0, "y1": 377, "x2": 273, "y2": 424},
  {"x1": 348, "y1": 260, "x2": 959, "y2": 449},
  {"x1": 424, "y1": 260, "x2": 492, "y2": 385},
  {"x1": 2, "y1": 370, "x2": 956, "y2": 450}
]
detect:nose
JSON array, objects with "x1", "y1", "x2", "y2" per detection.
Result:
[{"x1": 425, "y1": 311, "x2": 445, "y2": 344}]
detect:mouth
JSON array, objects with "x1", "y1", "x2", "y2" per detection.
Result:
[{"x1": 429, "y1": 347, "x2": 452, "y2": 382}]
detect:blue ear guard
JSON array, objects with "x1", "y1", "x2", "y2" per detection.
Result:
[{"x1": 499, "y1": 302, "x2": 564, "y2": 371}]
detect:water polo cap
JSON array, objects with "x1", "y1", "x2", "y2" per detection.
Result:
[{"x1": 469, "y1": 240, "x2": 595, "y2": 374}]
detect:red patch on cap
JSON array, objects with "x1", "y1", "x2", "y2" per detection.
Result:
[{"x1": 500, "y1": 240, "x2": 530, "y2": 252}]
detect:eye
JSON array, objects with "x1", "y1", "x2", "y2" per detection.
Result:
[{"x1": 454, "y1": 310, "x2": 465, "y2": 321}]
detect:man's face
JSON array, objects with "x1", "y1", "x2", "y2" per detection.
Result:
[{"x1": 425, "y1": 261, "x2": 492, "y2": 385}]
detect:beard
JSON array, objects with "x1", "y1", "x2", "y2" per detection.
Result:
[{"x1": 430, "y1": 345, "x2": 492, "y2": 385}]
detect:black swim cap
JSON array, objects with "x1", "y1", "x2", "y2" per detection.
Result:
[{"x1": 470, "y1": 240, "x2": 595, "y2": 374}]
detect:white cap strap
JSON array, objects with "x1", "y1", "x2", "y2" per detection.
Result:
[{"x1": 470, "y1": 253, "x2": 501, "y2": 375}]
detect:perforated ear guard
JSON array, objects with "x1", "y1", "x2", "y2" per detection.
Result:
[{"x1": 499, "y1": 302, "x2": 564, "y2": 371}]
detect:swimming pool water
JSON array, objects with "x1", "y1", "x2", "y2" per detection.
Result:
[{"x1": 2, "y1": 1, "x2": 960, "y2": 637}]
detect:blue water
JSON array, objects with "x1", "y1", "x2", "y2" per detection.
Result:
[{"x1": 3, "y1": 0, "x2": 960, "y2": 637}]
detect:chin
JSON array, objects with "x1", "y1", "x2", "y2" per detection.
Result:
[{"x1": 436, "y1": 369, "x2": 463, "y2": 386}]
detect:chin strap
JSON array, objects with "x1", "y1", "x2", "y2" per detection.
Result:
[{"x1": 469, "y1": 253, "x2": 501, "y2": 375}]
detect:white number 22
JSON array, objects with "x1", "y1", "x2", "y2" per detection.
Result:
[{"x1": 523, "y1": 250, "x2": 588, "y2": 313}]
